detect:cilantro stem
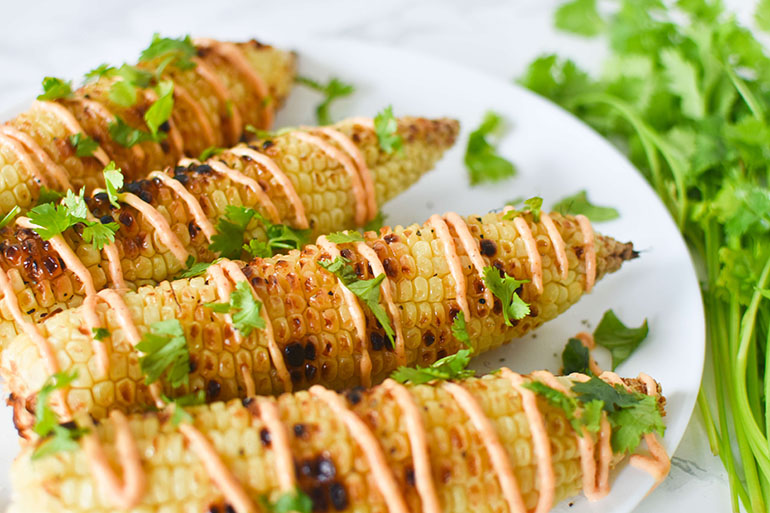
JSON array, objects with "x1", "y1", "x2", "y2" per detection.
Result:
[
  {"x1": 697, "y1": 389, "x2": 720, "y2": 454},
  {"x1": 724, "y1": 64, "x2": 765, "y2": 122}
]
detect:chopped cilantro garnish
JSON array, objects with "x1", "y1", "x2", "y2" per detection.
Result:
[
  {"x1": 561, "y1": 337, "x2": 592, "y2": 375},
  {"x1": 451, "y1": 311, "x2": 470, "y2": 346},
  {"x1": 26, "y1": 202, "x2": 75, "y2": 240},
  {"x1": 139, "y1": 33, "x2": 197, "y2": 73},
  {"x1": 319, "y1": 257, "x2": 395, "y2": 344},
  {"x1": 198, "y1": 146, "x2": 224, "y2": 161},
  {"x1": 108, "y1": 117, "x2": 156, "y2": 148},
  {"x1": 92, "y1": 327, "x2": 110, "y2": 341},
  {"x1": 106, "y1": 65, "x2": 155, "y2": 108},
  {"x1": 363, "y1": 211, "x2": 387, "y2": 233},
  {"x1": 465, "y1": 111, "x2": 516, "y2": 185},
  {"x1": 552, "y1": 190, "x2": 620, "y2": 222},
  {"x1": 593, "y1": 309, "x2": 649, "y2": 370},
  {"x1": 109, "y1": 79, "x2": 138, "y2": 107},
  {"x1": 295, "y1": 75, "x2": 355, "y2": 125},
  {"x1": 554, "y1": 0, "x2": 604, "y2": 36},
  {"x1": 391, "y1": 348, "x2": 474, "y2": 385},
  {"x1": 374, "y1": 105, "x2": 403, "y2": 154},
  {"x1": 37, "y1": 76, "x2": 73, "y2": 101},
  {"x1": 259, "y1": 488, "x2": 314, "y2": 513},
  {"x1": 144, "y1": 80, "x2": 174, "y2": 137},
  {"x1": 82, "y1": 220, "x2": 120, "y2": 250},
  {"x1": 205, "y1": 280, "x2": 266, "y2": 336},
  {"x1": 163, "y1": 390, "x2": 205, "y2": 426},
  {"x1": 62, "y1": 188, "x2": 88, "y2": 219},
  {"x1": 523, "y1": 380, "x2": 603, "y2": 434},
  {"x1": 84, "y1": 63, "x2": 114, "y2": 83},
  {"x1": 482, "y1": 266, "x2": 530, "y2": 326},
  {"x1": 503, "y1": 196, "x2": 543, "y2": 222},
  {"x1": 32, "y1": 370, "x2": 89, "y2": 460},
  {"x1": 103, "y1": 162, "x2": 124, "y2": 208},
  {"x1": 36, "y1": 186, "x2": 65, "y2": 205},
  {"x1": 68, "y1": 133, "x2": 99, "y2": 157},
  {"x1": 179, "y1": 260, "x2": 214, "y2": 278},
  {"x1": 326, "y1": 231, "x2": 364, "y2": 244},
  {"x1": 136, "y1": 319, "x2": 191, "y2": 388},
  {"x1": 210, "y1": 205, "x2": 256, "y2": 259},
  {"x1": 0, "y1": 205, "x2": 19, "y2": 230}
]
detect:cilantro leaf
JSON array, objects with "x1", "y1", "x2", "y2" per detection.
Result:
[
  {"x1": 139, "y1": 33, "x2": 197, "y2": 72},
  {"x1": 198, "y1": 146, "x2": 224, "y2": 161},
  {"x1": 523, "y1": 380, "x2": 580, "y2": 432},
  {"x1": 363, "y1": 211, "x2": 387, "y2": 232},
  {"x1": 325, "y1": 231, "x2": 364, "y2": 244},
  {"x1": 179, "y1": 260, "x2": 214, "y2": 278},
  {"x1": 145, "y1": 80, "x2": 174, "y2": 137},
  {"x1": 108, "y1": 117, "x2": 155, "y2": 148},
  {"x1": 593, "y1": 310, "x2": 649, "y2": 370},
  {"x1": 503, "y1": 196, "x2": 543, "y2": 222},
  {"x1": 561, "y1": 338, "x2": 591, "y2": 375},
  {"x1": 92, "y1": 327, "x2": 110, "y2": 341},
  {"x1": 36, "y1": 186, "x2": 65, "y2": 205},
  {"x1": 295, "y1": 76, "x2": 355, "y2": 125},
  {"x1": 37, "y1": 76, "x2": 73, "y2": 101},
  {"x1": 610, "y1": 394, "x2": 665, "y2": 453},
  {"x1": 572, "y1": 377, "x2": 638, "y2": 412},
  {"x1": 319, "y1": 257, "x2": 395, "y2": 344},
  {"x1": 136, "y1": 319, "x2": 191, "y2": 388},
  {"x1": 103, "y1": 162, "x2": 124, "y2": 208},
  {"x1": 82, "y1": 220, "x2": 119, "y2": 250},
  {"x1": 451, "y1": 311, "x2": 471, "y2": 347},
  {"x1": 659, "y1": 48, "x2": 705, "y2": 119},
  {"x1": 552, "y1": 190, "x2": 620, "y2": 222},
  {"x1": 260, "y1": 488, "x2": 314, "y2": 513},
  {"x1": 62, "y1": 188, "x2": 88, "y2": 219},
  {"x1": 68, "y1": 133, "x2": 99, "y2": 157},
  {"x1": 33, "y1": 370, "x2": 77, "y2": 438},
  {"x1": 84, "y1": 63, "x2": 114, "y2": 83},
  {"x1": 205, "y1": 280, "x2": 266, "y2": 336},
  {"x1": 32, "y1": 424, "x2": 89, "y2": 460},
  {"x1": 374, "y1": 105, "x2": 403, "y2": 154},
  {"x1": 26, "y1": 202, "x2": 74, "y2": 240},
  {"x1": 465, "y1": 111, "x2": 516, "y2": 185},
  {"x1": 109, "y1": 79, "x2": 138, "y2": 107},
  {"x1": 554, "y1": 0, "x2": 605, "y2": 36},
  {"x1": 391, "y1": 348, "x2": 474, "y2": 385},
  {"x1": 757, "y1": 0, "x2": 770, "y2": 32},
  {"x1": 163, "y1": 390, "x2": 205, "y2": 426},
  {"x1": 243, "y1": 239, "x2": 271, "y2": 258},
  {"x1": 482, "y1": 266, "x2": 530, "y2": 326},
  {"x1": 210, "y1": 206, "x2": 256, "y2": 259},
  {"x1": 0, "y1": 205, "x2": 19, "y2": 230}
]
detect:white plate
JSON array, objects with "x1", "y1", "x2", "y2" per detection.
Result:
[{"x1": 0, "y1": 39, "x2": 704, "y2": 513}]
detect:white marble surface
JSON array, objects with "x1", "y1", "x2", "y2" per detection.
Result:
[{"x1": 0, "y1": 0, "x2": 758, "y2": 511}]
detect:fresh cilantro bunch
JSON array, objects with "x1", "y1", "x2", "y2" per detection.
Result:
[{"x1": 522, "y1": 1, "x2": 770, "y2": 510}]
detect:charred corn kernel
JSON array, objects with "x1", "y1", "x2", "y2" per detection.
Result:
[
  {"x1": 8, "y1": 373, "x2": 663, "y2": 513},
  {"x1": 0, "y1": 38, "x2": 295, "y2": 217},
  {"x1": 3, "y1": 210, "x2": 636, "y2": 433},
  {"x1": 0, "y1": 116, "x2": 458, "y2": 348}
]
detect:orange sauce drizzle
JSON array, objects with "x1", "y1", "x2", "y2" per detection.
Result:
[
  {"x1": 148, "y1": 171, "x2": 217, "y2": 242},
  {"x1": 316, "y1": 236, "x2": 372, "y2": 387},
  {"x1": 0, "y1": 125, "x2": 72, "y2": 190},
  {"x1": 172, "y1": 82, "x2": 217, "y2": 149},
  {"x1": 310, "y1": 385, "x2": 409, "y2": 513},
  {"x1": 381, "y1": 379, "x2": 441, "y2": 513},
  {"x1": 201, "y1": 158, "x2": 281, "y2": 223},
  {"x1": 354, "y1": 241, "x2": 406, "y2": 366},
  {"x1": 427, "y1": 214, "x2": 471, "y2": 322},
  {"x1": 575, "y1": 214, "x2": 596, "y2": 292},
  {"x1": 79, "y1": 98, "x2": 146, "y2": 164},
  {"x1": 256, "y1": 398, "x2": 297, "y2": 492},
  {"x1": 0, "y1": 132, "x2": 47, "y2": 186},
  {"x1": 206, "y1": 262, "x2": 241, "y2": 346},
  {"x1": 83, "y1": 410, "x2": 145, "y2": 510},
  {"x1": 81, "y1": 293, "x2": 110, "y2": 376},
  {"x1": 630, "y1": 373, "x2": 671, "y2": 489},
  {"x1": 228, "y1": 146, "x2": 309, "y2": 229},
  {"x1": 442, "y1": 212, "x2": 495, "y2": 306},
  {"x1": 512, "y1": 216, "x2": 544, "y2": 295},
  {"x1": 83, "y1": 207, "x2": 127, "y2": 290},
  {"x1": 33, "y1": 100, "x2": 110, "y2": 166},
  {"x1": 539, "y1": 213, "x2": 568, "y2": 281},
  {"x1": 192, "y1": 57, "x2": 242, "y2": 144},
  {"x1": 574, "y1": 332, "x2": 603, "y2": 376},
  {"x1": 119, "y1": 192, "x2": 190, "y2": 265}
]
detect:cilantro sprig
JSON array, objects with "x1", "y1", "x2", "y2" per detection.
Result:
[
  {"x1": 482, "y1": 266, "x2": 530, "y2": 326},
  {"x1": 503, "y1": 196, "x2": 543, "y2": 222},
  {"x1": 259, "y1": 488, "x2": 314, "y2": 513},
  {"x1": 205, "y1": 280, "x2": 266, "y2": 336},
  {"x1": 373, "y1": 106, "x2": 403, "y2": 154},
  {"x1": 136, "y1": 319, "x2": 191, "y2": 388},
  {"x1": 68, "y1": 133, "x2": 99, "y2": 157},
  {"x1": 37, "y1": 77, "x2": 73, "y2": 101},
  {"x1": 295, "y1": 76, "x2": 355, "y2": 125},
  {"x1": 32, "y1": 371, "x2": 89, "y2": 460},
  {"x1": 163, "y1": 390, "x2": 205, "y2": 426},
  {"x1": 593, "y1": 310, "x2": 649, "y2": 370},
  {"x1": 139, "y1": 33, "x2": 197, "y2": 74},
  {"x1": 325, "y1": 231, "x2": 365, "y2": 244},
  {"x1": 464, "y1": 111, "x2": 516, "y2": 185},
  {"x1": 552, "y1": 190, "x2": 619, "y2": 222},
  {"x1": 0, "y1": 205, "x2": 20, "y2": 230},
  {"x1": 319, "y1": 257, "x2": 395, "y2": 344}
]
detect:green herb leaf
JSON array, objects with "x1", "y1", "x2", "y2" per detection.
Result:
[
  {"x1": 84, "y1": 63, "x2": 114, "y2": 83},
  {"x1": 503, "y1": 196, "x2": 543, "y2": 222},
  {"x1": 374, "y1": 105, "x2": 403, "y2": 154},
  {"x1": 572, "y1": 376, "x2": 639, "y2": 412},
  {"x1": 319, "y1": 257, "x2": 395, "y2": 344},
  {"x1": 660, "y1": 48, "x2": 705, "y2": 119},
  {"x1": 757, "y1": 0, "x2": 770, "y2": 32},
  {"x1": 609, "y1": 393, "x2": 665, "y2": 453},
  {"x1": 37, "y1": 76, "x2": 73, "y2": 101},
  {"x1": 32, "y1": 424, "x2": 89, "y2": 460},
  {"x1": 136, "y1": 319, "x2": 190, "y2": 388},
  {"x1": 260, "y1": 488, "x2": 314, "y2": 513},
  {"x1": 451, "y1": 311, "x2": 471, "y2": 346},
  {"x1": 465, "y1": 111, "x2": 516, "y2": 185},
  {"x1": 108, "y1": 117, "x2": 155, "y2": 148},
  {"x1": 139, "y1": 33, "x2": 197, "y2": 72},
  {"x1": 36, "y1": 186, "x2": 65, "y2": 206},
  {"x1": 326, "y1": 231, "x2": 365, "y2": 244},
  {"x1": 82, "y1": 220, "x2": 119, "y2": 250},
  {"x1": 198, "y1": 146, "x2": 224, "y2": 161},
  {"x1": 523, "y1": 380, "x2": 581, "y2": 432},
  {"x1": 552, "y1": 190, "x2": 620, "y2": 222},
  {"x1": 109, "y1": 79, "x2": 138, "y2": 107},
  {"x1": 179, "y1": 260, "x2": 214, "y2": 278},
  {"x1": 92, "y1": 327, "x2": 110, "y2": 341},
  {"x1": 145, "y1": 80, "x2": 174, "y2": 137},
  {"x1": 391, "y1": 348, "x2": 474, "y2": 385},
  {"x1": 164, "y1": 390, "x2": 205, "y2": 426},
  {"x1": 554, "y1": 0, "x2": 605, "y2": 36},
  {"x1": 61, "y1": 188, "x2": 88, "y2": 219},
  {"x1": 363, "y1": 210, "x2": 387, "y2": 232},
  {"x1": 562, "y1": 338, "x2": 592, "y2": 375},
  {"x1": 210, "y1": 206, "x2": 256, "y2": 259},
  {"x1": 295, "y1": 76, "x2": 355, "y2": 125},
  {"x1": 33, "y1": 370, "x2": 78, "y2": 438},
  {"x1": 103, "y1": 161, "x2": 124, "y2": 208},
  {"x1": 593, "y1": 310, "x2": 649, "y2": 370},
  {"x1": 68, "y1": 133, "x2": 99, "y2": 157},
  {"x1": 482, "y1": 266, "x2": 530, "y2": 326},
  {"x1": 0, "y1": 205, "x2": 20, "y2": 230},
  {"x1": 26, "y1": 202, "x2": 74, "y2": 240},
  {"x1": 205, "y1": 280, "x2": 266, "y2": 336}
]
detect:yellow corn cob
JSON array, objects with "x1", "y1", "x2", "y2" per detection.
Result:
[
  {"x1": 7, "y1": 372, "x2": 665, "y2": 513},
  {"x1": 0, "y1": 37, "x2": 295, "y2": 216},
  {"x1": 2, "y1": 209, "x2": 636, "y2": 433},
  {"x1": 0, "y1": 116, "x2": 459, "y2": 347}
]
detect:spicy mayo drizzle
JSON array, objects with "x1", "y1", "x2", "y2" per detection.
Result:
[
  {"x1": 192, "y1": 57, "x2": 243, "y2": 144},
  {"x1": 427, "y1": 214, "x2": 471, "y2": 323},
  {"x1": 629, "y1": 373, "x2": 670, "y2": 488},
  {"x1": 442, "y1": 211, "x2": 495, "y2": 306},
  {"x1": 0, "y1": 125, "x2": 71, "y2": 190},
  {"x1": 0, "y1": 133, "x2": 47, "y2": 186},
  {"x1": 148, "y1": 170, "x2": 217, "y2": 242},
  {"x1": 200, "y1": 158, "x2": 281, "y2": 223},
  {"x1": 255, "y1": 398, "x2": 296, "y2": 492},
  {"x1": 172, "y1": 82, "x2": 217, "y2": 149},
  {"x1": 575, "y1": 214, "x2": 596, "y2": 292},
  {"x1": 119, "y1": 192, "x2": 190, "y2": 265},
  {"x1": 310, "y1": 385, "x2": 409, "y2": 513},
  {"x1": 33, "y1": 100, "x2": 110, "y2": 166},
  {"x1": 539, "y1": 213, "x2": 568, "y2": 281}
]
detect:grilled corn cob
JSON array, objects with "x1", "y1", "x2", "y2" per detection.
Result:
[
  {"x1": 2, "y1": 209, "x2": 636, "y2": 433},
  {"x1": 0, "y1": 37, "x2": 295, "y2": 216},
  {"x1": 0, "y1": 116, "x2": 459, "y2": 346},
  {"x1": 7, "y1": 371, "x2": 666, "y2": 513}
]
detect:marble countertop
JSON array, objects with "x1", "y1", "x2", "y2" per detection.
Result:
[{"x1": 0, "y1": 0, "x2": 756, "y2": 511}]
